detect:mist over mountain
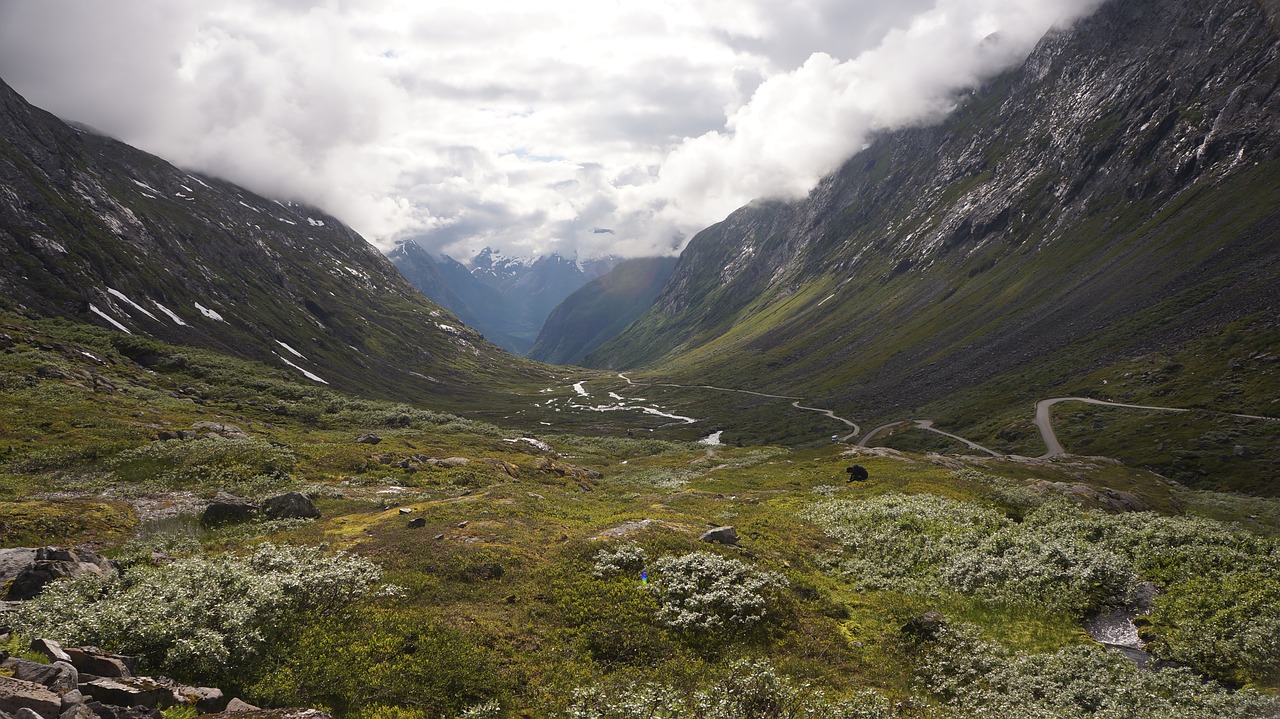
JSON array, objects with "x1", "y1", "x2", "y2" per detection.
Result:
[{"x1": 587, "y1": 0, "x2": 1280, "y2": 435}]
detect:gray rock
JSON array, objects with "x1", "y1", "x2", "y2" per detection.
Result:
[
  {"x1": 200, "y1": 493, "x2": 258, "y2": 527},
  {"x1": 699, "y1": 526, "x2": 739, "y2": 545},
  {"x1": 0, "y1": 676, "x2": 63, "y2": 718},
  {"x1": 1, "y1": 658, "x2": 78, "y2": 694},
  {"x1": 78, "y1": 678, "x2": 169, "y2": 710},
  {"x1": 397, "y1": 508, "x2": 412, "y2": 514},
  {"x1": 438, "y1": 457, "x2": 469, "y2": 467},
  {"x1": 82, "y1": 702, "x2": 160, "y2": 719},
  {"x1": 407, "y1": 518, "x2": 426, "y2": 528},
  {"x1": 175, "y1": 687, "x2": 225, "y2": 714},
  {"x1": 191, "y1": 422, "x2": 249, "y2": 440},
  {"x1": 14, "y1": 708, "x2": 43, "y2": 719},
  {"x1": 0, "y1": 549, "x2": 114, "y2": 601},
  {"x1": 354, "y1": 434, "x2": 382, "y2": 445},
  {"x1": 30, "y1": 640, "x2": 71, "y2": 665},
  {"x1": 223, "y1": 698, "x2": 259, "y2": 713},
  {"x1": 260, "y1": 492, "x2": 320, "y2": 520},
  {"x1": 59, "y1": 705, "x2": 95, "y2": 719},
  {"x1": 59, "y1": 689, "x2": 83, "y2": 711},
  {"x1": 63, "y1": 648, "x2": 133, "y2": 679}
]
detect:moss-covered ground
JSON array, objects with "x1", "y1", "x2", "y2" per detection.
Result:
[{"x1": 1, "y1": 313, "x2": 1277, "y2": 717}]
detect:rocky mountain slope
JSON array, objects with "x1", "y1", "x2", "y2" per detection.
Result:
[
  {"x1": 389, "y1": 242, "x2": 616, "y2": 354},
  {"x1": 528, "y1": 257, "x2": 678, "y2": 366},
  {"x1": 0, "y1": 78, "x2": 538, "y2": 407},
  {"x1": 588, "y1": 0, "x2": 1280, "y2": 433}
]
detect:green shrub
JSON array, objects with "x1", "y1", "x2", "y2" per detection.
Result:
[
  {"x1": 649, "y1": 552, "x2": 788, "y2": 633},
  {"x1": 566, "y1": 659, "x2": 894, "y2": 719},
  {"x1": 109, "y1": 437, "x2": 296, "y2": 490},
  {"x1": 13, "y1": 543, "x2": 382, "y2": 683},
  {"x1": 251, "y1": 609, "x2": 507, "y2": 718},
  {"x1": 917, "y1": 622, "x2": 1280, "y2": 718}
]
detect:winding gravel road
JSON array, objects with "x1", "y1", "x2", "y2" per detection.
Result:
[{"x1": 1034, "y1": 397, "x2": 1278, "y2": 458}]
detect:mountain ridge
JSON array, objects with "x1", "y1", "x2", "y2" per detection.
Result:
[
  {"x1": 586, "y1": 0, "x2": 1280, "y2": 433},
  {"x1": 0, "y1": 77, "x2": 538, "y2": 407}
]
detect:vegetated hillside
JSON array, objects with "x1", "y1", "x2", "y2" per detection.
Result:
[
  {"x1": 390, "y1": 242, "x2": 617, "y2": 355},
  {"x1": 0, "y1": 77, "x2": 540, "y2": 408},
  {"x1": 587, "y1": 0, "x2": 1280, "y2": 441},
  {"x1": 528, "y1": 256, "x2": 678, "y2": 366},
  {"x1": 2, "y1": 310, "x2": 1279, "y2": 718}
]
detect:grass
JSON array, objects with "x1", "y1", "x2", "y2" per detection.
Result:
[{"x1": 0, "y1": 312, "x2": 1277, "y2": 716}]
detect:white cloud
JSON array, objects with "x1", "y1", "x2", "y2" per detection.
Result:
[{"x1": 0, "y1": 0, "x2": 1104, "y2": 260}]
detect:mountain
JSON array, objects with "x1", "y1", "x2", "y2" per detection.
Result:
[
  {"x1": 0, "y1": 77, "x2": 536, "y2": 407},
  {"x1": 389, "y1": 243, "x2": 618, "y2": 355},
  {"x1": 587, "y1": 0, "x2": 1280, "y2": 433},
  {"x1": 528, "y1": 256, "x2": 678, "y2": 365}
]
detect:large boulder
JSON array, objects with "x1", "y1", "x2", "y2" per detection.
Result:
[
  {"x1": 1, "y1": 659, "x2": 78, "y2": 694},
  {"x1": 0, "y1": 675, "x2": 63, "y2": 718},
  {"x1": 78, "y1": 679, "x2": 169, "y2": 711},
  {"x1": 260, "y1": 492, "x2": 319, "y2": 520},
  {"x1": 699, "y1": 526, "x2": 739, "y2": 546},
  {"x1": 200, "y1": 493, "x2": 257, "y2": 527},
  {"x1": 63, "y1": 648, "x2": 134, "y2": 679},
  {"x1": 0, "y1": 548, "x2": 114, "y2": 601}
]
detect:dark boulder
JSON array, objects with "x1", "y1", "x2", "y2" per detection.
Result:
[
  {"x1": 0, "y1": 548, "x2": 114, "y2": 601},
  {"x1": 260, "y1": 492, "x2": 319, "y2": 520},
  {"x1": 1, "y1": 658, "x2": 78, "y2": 694},
  {"x1": 63, "y1": 648, "x2": 134, "y2": 679},
  {"x1": 200, "y1": 493, "x2": 257, "y2": 527},
  {"x1": 354, "y1": 434, "x2": 382, "y2": 445},
  {"x1": 901, "y1": 611, "x2": 946, "y2": 642}
]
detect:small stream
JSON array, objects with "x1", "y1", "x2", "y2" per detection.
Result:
[{"x1": 1084, "y1": 583, "x2": 1155, "y2": 667}]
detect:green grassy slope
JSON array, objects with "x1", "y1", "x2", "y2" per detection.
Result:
[
  {"x1": 584, "y1": 0, "x2": 1280, "y2": 491},
  {"x1": 1, "y1": 312, "x2": 1278, "y2": 717}
]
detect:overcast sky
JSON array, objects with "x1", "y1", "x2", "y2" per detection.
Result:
[{"x1": 0, "y1": 0, "x2": 1103, "y2": 260}]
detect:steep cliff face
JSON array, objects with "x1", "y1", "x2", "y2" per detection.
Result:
[
  {"x1": 588, "y1": 0, "x2": 1280, "y2": 421},
  {"x1": 0, "y1": 78, "x2": 533, "y2": 406}
]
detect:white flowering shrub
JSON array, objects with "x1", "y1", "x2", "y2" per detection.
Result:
[
  {"x1": 648, "y1": 552, "x2": 787, "y2": 632},
  {"x1": 942, "y1": 526, "x2": 1134, "y2": 614},
  {"x1": 13, "y1": 543, "x2": 383, "y2": 682},
  {"x1": 592, "y1": 543, "x2": 647, "y2": 579},
  {"x1": 566, "y1": 660, "x2": 895, "y2": 719},
  {"x1": 804, "y1": 493, "x2": 1010, "y2": 595},
  {"x1": 916, "y1": 622, "x2": 1280, "y2": 718}
]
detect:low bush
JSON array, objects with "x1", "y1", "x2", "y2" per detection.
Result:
[
  {"x1": 648, "y1": 552, "x2": 787, "y2": 633},
  {"x1": 13, "y1": 543, "x2": 383, "y2": 683},
  {"x1": 917, "y1": 622, "x2": 1280, "y2": 718},
  {"x1": 251, "y1": 609, "x2": 507, "y2": 718},
  {"x1": 566, "y1": 659, "x2": 894, "y2": 719}
]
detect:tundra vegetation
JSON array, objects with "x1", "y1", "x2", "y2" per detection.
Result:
[{"x1": 1, "y1": 313, "x2": 1278, "y2": 718}]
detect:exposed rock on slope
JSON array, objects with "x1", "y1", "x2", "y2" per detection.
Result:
[
  {"x1": 0, "y1": 78, "x2": 534, "y2": 406},
  {"x1": 588, "y1": 0, "x2": 1280, "y2": 421}
]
